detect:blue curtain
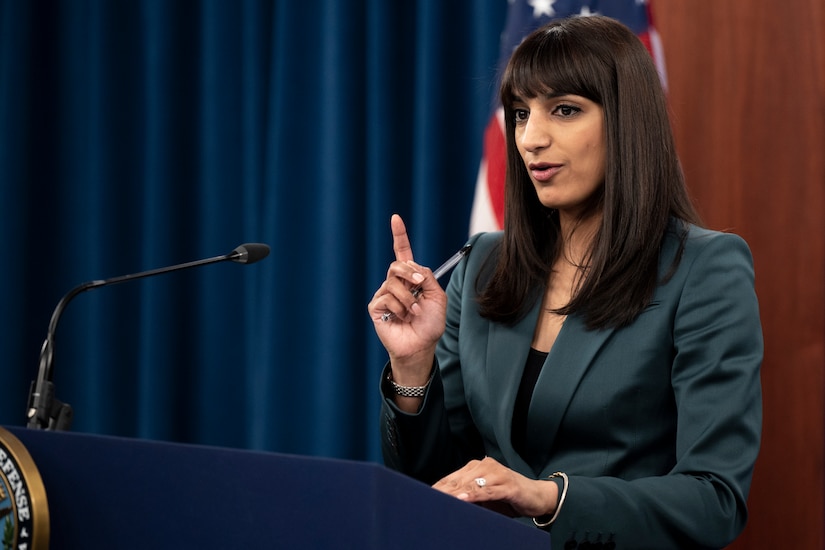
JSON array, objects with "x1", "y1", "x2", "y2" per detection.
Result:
[{"x1": 0, "y1": 0, "x2": 505, "y2": 462}]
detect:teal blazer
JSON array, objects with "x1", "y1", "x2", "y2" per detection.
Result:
[{"x1": 380, "y1": 222, "x2": 763, "y2": 549}]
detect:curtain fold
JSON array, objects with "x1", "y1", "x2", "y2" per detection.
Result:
[{"x1": 0, "y1": 0, "x2": 505, "y2": 462}]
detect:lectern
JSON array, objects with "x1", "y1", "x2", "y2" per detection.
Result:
[{"x1": 6, "y1": 426, "x2": 550, "y2": 549}]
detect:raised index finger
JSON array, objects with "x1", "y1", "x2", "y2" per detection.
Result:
[{"x1": 390, "y1": 214, "x2": 414, "y2": 263}]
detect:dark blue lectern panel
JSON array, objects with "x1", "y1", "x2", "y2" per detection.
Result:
[{"x1": 7, "y1": 426, "x2": 550, "y2": 549}]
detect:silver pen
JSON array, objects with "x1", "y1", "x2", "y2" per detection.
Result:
[{"x1": 381, "y1": 244, "x2": 472, "y2": 322}]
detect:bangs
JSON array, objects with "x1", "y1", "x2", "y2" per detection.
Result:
[{"x1": 501, "y1": 24, "x2": 604, "y2": 107}]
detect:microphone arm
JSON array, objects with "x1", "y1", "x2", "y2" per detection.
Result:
[{"x1": 26, "y1": 242, "x2": 270, "y2": 430}]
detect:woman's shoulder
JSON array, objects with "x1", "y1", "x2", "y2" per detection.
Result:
[
  {"x1": 459, "y1": 231, "x2": 504, "y2": 283},
  {"x1": 663, "y1": 219, "x2": 755, "y2": 271},
  {"x1": 465, "y1": 230, "x2": 503, "y2": 265},
  {"x1": 666, "y1": 220, "x2": 752, "y2": 251},
  {"x1": 468, "y1": 230, "x2": 504, "y2": 249}
]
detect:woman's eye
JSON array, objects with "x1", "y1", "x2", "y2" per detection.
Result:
[
  {"x1": 552, "y1": 104, "x2": 581, "y2": 117},
  {"x1": 513, "y1": 109, "x2": 529, "y2": 123}
]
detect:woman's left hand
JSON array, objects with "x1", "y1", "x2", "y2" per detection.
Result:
[{"x1": 432, "y1": 457, "x2": 559, "y2": 518}]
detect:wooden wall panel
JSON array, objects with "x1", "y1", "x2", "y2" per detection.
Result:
[{"x1": 655, "y1": 1, "x2": 825, "y2": 548}]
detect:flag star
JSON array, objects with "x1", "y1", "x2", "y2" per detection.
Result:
[
  {"x1": 579, "y1": 6, "x2": 599, "y2": 17},
  {"x1": 527, "y1": 0, "x2": 556, "y2": 18}
]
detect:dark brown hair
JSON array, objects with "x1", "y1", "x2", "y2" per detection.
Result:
[{"x1": 477, "y1": 15, "x2": 700, "y2": 328}]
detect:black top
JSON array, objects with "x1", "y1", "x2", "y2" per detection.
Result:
[{"x1": 512, "y1": 347, "x2": 548, "y2": 470}]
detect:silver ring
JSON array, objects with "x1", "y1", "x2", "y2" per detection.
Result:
[{"x1": 474, "y1": 477, "x2": 486, "y2": 488}]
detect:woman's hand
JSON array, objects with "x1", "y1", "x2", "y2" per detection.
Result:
[
  {"x1": 432, "y1": 457, "x2": 559, "y2": 519},
  {"x1": 367, "y1": 215, "x2": 447, "y2": 374}
]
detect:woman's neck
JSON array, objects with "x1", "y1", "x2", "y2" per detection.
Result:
[{"x1": 557, "y1": 210, "x2": 601, "y2": 267}]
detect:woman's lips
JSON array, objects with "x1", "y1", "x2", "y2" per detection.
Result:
[{"x1": 528, "y1": 162, "x2": 562, "y2": 182}]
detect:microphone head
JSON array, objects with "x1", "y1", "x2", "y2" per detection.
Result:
[{"x1": 230, "y1": 243, "x2": 270, "y2": 265}]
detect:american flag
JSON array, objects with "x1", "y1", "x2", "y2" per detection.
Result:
[{"x1": 469, "y1": 0, "x2": 667, "y2": 234}]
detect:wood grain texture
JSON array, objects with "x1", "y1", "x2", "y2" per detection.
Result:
[{"x1": 654, "y1": 1, "x2": 825, "y2": 547}]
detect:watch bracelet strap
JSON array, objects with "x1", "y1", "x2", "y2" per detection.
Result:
[{"x1": 387, "y1": 368, "x2": 433, "y2": 397}]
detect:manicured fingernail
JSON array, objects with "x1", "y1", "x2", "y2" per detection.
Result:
[{"x1": 412, "y1": 273, "x2": 424, "y2": 283}]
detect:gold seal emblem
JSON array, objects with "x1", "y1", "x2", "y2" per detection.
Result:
[{"x1": 0, "y1": 427, "x2": 49, "y2": 549}]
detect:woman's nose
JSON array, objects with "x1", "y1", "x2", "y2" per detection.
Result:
[{"x1": 519, "y1": 117, "x2": 551, "y2": 152}]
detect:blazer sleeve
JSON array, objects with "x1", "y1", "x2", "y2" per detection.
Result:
[{"x1": 548, "y1": 231, "x2": 763, "y2": 549}]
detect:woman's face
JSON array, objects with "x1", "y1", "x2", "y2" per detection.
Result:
[{"x1": 513, "y1": 92, "x2": 606, "y2": 217}]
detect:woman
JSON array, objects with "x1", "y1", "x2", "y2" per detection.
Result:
[{"x1": 367, "y1": 15, "x2": 762, "y2": 549}]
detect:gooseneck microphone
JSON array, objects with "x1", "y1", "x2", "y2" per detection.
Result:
[{"x1": 25, "y1": 243, "x2": 270, "y2": 430}]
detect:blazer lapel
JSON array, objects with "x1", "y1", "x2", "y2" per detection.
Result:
[
  {"x1": 484, "y1": 301, "x2": 541, "y2": 473},
  {"x1": 479, "y1": 297, "x2": 616, "y2": 477},
  {"x1": 526, "y1": 314, "x2": 616, "y2": 476}
]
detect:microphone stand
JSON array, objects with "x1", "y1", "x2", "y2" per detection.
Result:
[{"x1": 26, "y1": 243, "x2": 269, "y2": 430}]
